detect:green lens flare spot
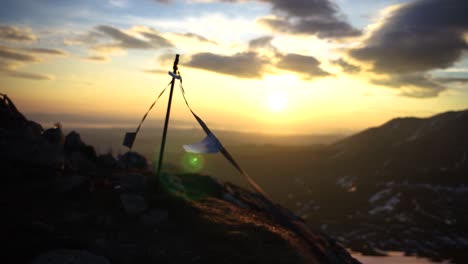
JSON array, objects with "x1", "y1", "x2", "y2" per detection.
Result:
[{"x1": 181, "y1": 153, "x2": 204, "y2": 173}]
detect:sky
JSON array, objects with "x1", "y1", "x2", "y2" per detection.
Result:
[{"x1": 0, "y1": 0, "x2": 467, "y2": 134}]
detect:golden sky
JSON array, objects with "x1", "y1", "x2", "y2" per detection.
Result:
[{"x1": 1, "y1": 0, "x2": 467, "y2": 134}]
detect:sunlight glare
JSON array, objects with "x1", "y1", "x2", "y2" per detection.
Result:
[{"x1": 266, "y1": 90, "x2": 288, "y2": 112}]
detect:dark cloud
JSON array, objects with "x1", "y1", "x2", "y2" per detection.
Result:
[
  {"x1": 276, "y1": 53, "x2": 330, "y2": 80},
  {"x1": 371, "y1": 73, "x2": 445, "y2": 98},
  {"x1": 257, "y1": 0, "x2": 360, "y2": 38},
  {"x1": 330, "y1": 58, "x2": 360, "y2": 74},
  {"x1": 187, "y1": 52, "x2": 267, "y2": 78},
  {"x1": 96, "y1": 25, "x2": 152, "y2": 49},
  {"x1": 0, "y1": 45, "x2": 38, "y2": 62},
  {"x1": 434, "y1": 77, "x2": 468, "y2": 84},
  {"x1": 177, "y1": 32, "x2": 217, "y2": 45},
  {"x1": 248, "y1": 36, "x2": 274, "y2": 49},
  {"x1": 94, "y1": 25, "x2": 173, "y2": 51},
  {"x1": 350, "y1": 0, "x2": 468, "y2": 73},
  {"x1": 176, "y1": 0, "x2": 359, "y2": 38},
  {"x1": 0, "y1": 25, "x2": 37, "y2": 42},
  {"x1": 259, "y1": 17, "x2": 361, "y2": 38},
  {"x1": 24, "y1": 48, "x2": 67, "y2": 55},
  {"x1": 265, "y1": 0, "x2": 336, "y2": 17},
  {"x1": 140, "y1": 31, "x2": 174, "y2": 48},
  {"x1": 248, "y1": 35, "x2": 280, "y2": 56}
]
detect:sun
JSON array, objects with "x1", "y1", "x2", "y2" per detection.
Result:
[{"x1": 266, "y1": 90, "x2": 288, "y2": 112}]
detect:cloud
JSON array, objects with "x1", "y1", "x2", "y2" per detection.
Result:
[
  {"x1": 276, "y1": 53, "x2": 330, "y2": 80},
  {"x1": 0, "y1": 59, "x2": 53, "y2": 81},
  {"x1": 163, "y1": 0, "x2": 359, "y2": 38},
  {"x1": 0, "y1": 25, "x2": 37, "y2": 42},
  {"x1": 176, "y1": 32, "x2": 217, "y2": 44},
  {"x1": 330, "y1": 58, "x2": 360, "y2": 74},
  {"x1": 371, "y1": 73, "x2": 445, "y2": 98},
  {"x1": 4, "y1": 70, "x2": 54, "y2": 80},
  {"x1": 83, "y1": 55, "x2": 111, "y2": 62},
  {"x1": 350, "y1": 0, "x2": 468, "y2": 73},
  {"x1": 248, "y1": 35, "x2": 273, "y2": 49},
  {"x1": 255, "y1": 0, "x2": 360, "y2": 38},
  {"x1": 108, "y1": 0, "x2": 128, "y2": 8},
  {"x1": 64, "y1": 31, "x2": 105, "y2": 46},
  {"x1": 23, "y1": 48, "x2": 67, "y2": 56},
  {"x1": 434, "y1": 77, "x2": 468, "y2": 84},
  {"x1": 0, "y1": 45, "x2": 56, "y2": 81},
  {"x1": 0, "y1": 45, "x2": 38, "y2": 62},
  {"x1": 93, "y1": 25, "x2": 173, "y2": 51},
  {"x1": 142, "y1": 69, "x2": 167, "y2": 74},
  {"x1": 186, "y1": 52, "x2": 268, "y2": 78},
  {"x1": 349, "y1": 0, "x2": 468, "y2": 97},
  {"x1": 258, "y1": 16, "x2": 361, "y2": 38}
]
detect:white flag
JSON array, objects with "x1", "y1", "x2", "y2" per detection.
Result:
[{"x1": 183, "y1": 133, "x2": 221, "y2": 154}]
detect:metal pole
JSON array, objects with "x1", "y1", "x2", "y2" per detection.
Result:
[{"x1": 156, "y1": 54, "x2": 179, "y2": 179}]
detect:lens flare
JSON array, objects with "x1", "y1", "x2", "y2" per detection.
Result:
[{"x1": 181, "y1": 153, "x2": 204, "y2": 172}]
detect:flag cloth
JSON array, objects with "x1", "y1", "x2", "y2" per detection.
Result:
[
  {"x1": 178, "y1": 79, "x2": 271, "y2": 200},
  {"x1": 183, "y1": 133, "x2": 221, "y2": 153},
  {"x1": 123, "y1": 132, "x2": 137, "y2": 148}
]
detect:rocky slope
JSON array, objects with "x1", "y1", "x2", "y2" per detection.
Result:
[
  {"x1": 0, "y1": 94, "x2": 358, "y2": 264},
  {"x1": 285, "y1": 109, "x2": 468, "y2": 263}
]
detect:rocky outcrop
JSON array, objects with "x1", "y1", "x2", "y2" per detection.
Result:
[{"x1": 1, "y1": 94, "x2": 359, "y2": 264}]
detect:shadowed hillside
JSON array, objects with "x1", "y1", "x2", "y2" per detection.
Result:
[{"x1": 1, "y1": 94, "x2": 359, "y2": 264}]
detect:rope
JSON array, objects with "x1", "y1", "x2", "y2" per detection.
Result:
[
  {"x1": 177, "y1": 75, "x2": 272, "y2": 200},
  {"x1": 125, "y1": 81, "x2": 172, "y2": 150}
]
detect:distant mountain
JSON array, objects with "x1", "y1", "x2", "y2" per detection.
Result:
[
  {"x1": 330, "y1": 109, "x2": 468, "y2": 184},
  {"x1": 288, "y1": 109, "x2": 468, "y2": 262}
]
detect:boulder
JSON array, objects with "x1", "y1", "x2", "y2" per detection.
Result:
[
  {"x1": 120, "y1": 193, "x2": 148, "y2": 215},
  {"x1": 140, "y1": 209, "x2": 169, "y2": 227},
  {"x1": 30, "y1": 249, "x2": 109, "y2": 264},
  {"x1": 117, "y1": 151, "x2": 147, "y2": 170}
]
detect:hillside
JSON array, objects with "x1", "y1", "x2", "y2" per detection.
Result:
[
  {"x1": 289, "y1": 109, "x2": 468, "y2": 263},
  {"x1": 0, "y1": 94, "x2": 358, "y2": 264}
]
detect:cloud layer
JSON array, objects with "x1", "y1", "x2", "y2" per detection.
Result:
[
  {"x1": 187, "y1": 52, "x2": 267, "y2": 78},
  {"x1": 350, "y1": 0, "x2": 468, "y2": 97},
  {"x1": 276, "y1": 53, "x2": 330, "y2": 80},
  {"x1": 254, "y1": 0, "x2": 360, "y2": 38},
  {"x1": 0, "y1": 25, "x2": 37, "y2": 42}
]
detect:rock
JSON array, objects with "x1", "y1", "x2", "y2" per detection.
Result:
[
  {"x1": 64, "y1": 131, "x2": 85, "y2": 152},
  {"x1": 117, "y1": 152, "x2": 147, "y2": 170},
  {"x1": 0, "y1": 93, "x2": 28, "y2": 130},
  {"x1": 97, "y1": 153, "x2": 116, "y2": 169},
  {"x1": 30, "y1": 249, "x2": 109, "y2": 264},
  {"x1": 223, "y1": 193, "x2": 249, "y2": 209},
  {"x1": 53, "y1": 175, "x2": 87, "y2": 193},
  {"x1": 42, "y1": 123, "x2": 64, "y2": 145},
  {"x1": 119, "y1": 173, "x2": 148, "y2": 194},
  {"x1": 120, "y1": 193, "x2": 148, "y2": 215},
  {"x1": 140, "y1": 209, "x2": 169, "y2": 227},
  {"x1": 64, "y1": 131, "x2": 97, "y2": 173},
  {"x1": 67, "y1": 151, "x2": 96, "y2": 173}
]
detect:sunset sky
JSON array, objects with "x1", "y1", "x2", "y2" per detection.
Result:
[{"x1": 1, "y1": 0, "x2": 467, "y2": 134}]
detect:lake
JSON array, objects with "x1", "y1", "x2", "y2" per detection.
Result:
[{"x1": 352, "y1": 251, "x2": 450, "y2": 264}]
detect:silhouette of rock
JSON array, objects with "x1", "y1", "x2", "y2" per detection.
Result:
[
  {"x1": 97, "y1": 153, "x2": 116, "y2": 169},
  {"x1": 31, "y1": 249, "x2": 110, "y2": 264},
  {"x1": 117, "y1": 151, "x2": 147, "y2": 170},
  {"x1": 120, "y1": 193, "x2": 148, "y2": 215},
  {"x1": 1, "y1": 93, "x2": 360, "y2": 264}
]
